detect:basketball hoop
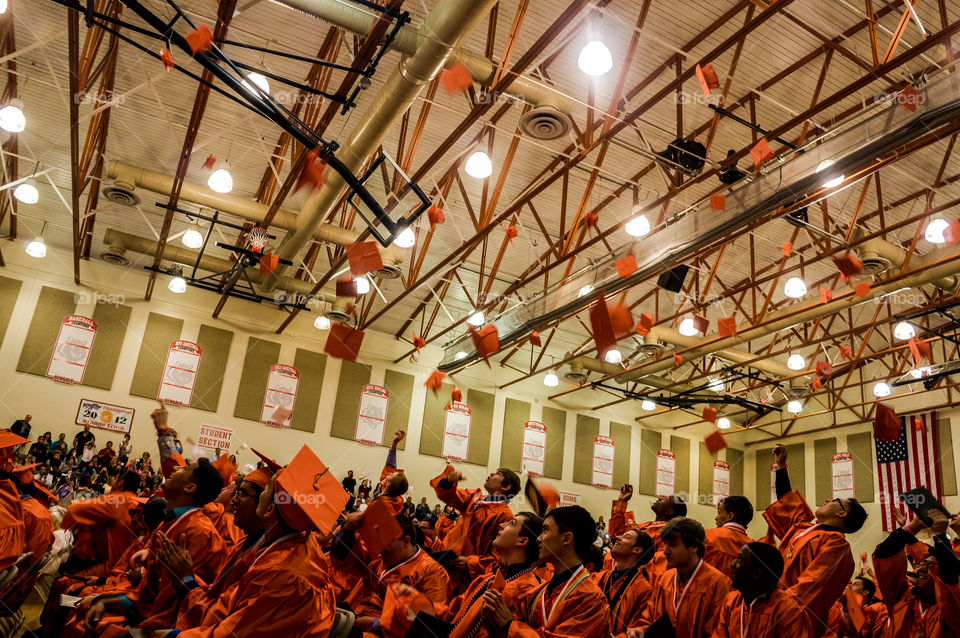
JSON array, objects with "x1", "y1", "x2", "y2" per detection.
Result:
[{"x1": 247, "y1": 227, "x2": 269, "y2": 253}]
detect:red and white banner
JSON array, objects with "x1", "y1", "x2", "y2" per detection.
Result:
[
  {"x1": 521, "y1": 421, "x2": 547, "y2": 476},
  {"x1": 592, "y1": 436, "x2": 615, "y2": 488},
  {"x1": 770, "y1": 464, "x2": 778, "y2": 506},
  {"x1": 559, "y1": 491, "x2": 581, "y2": 507},
  {"x1": 75, "y1": 399, "x2": 134, "y2": 433},
  {"x1": 832, "y1": 452, "x2": 854, "y2": 499},
  {"x1": 712, "y1": 461, "x2": 730, "y2": 506},
  {"x1": 47, "y1": 315, "x2": 97, "y2": 384},
  {"x1": 442, "y1": 402, "x2": 471, "y2": 461},
  {"x1": 355, "y1": 385, "x2": 389, "y2": 446},
  {"x1": 197, "y1": 424, "x2": 234, "y2": 452},
  {"x1": 260, "y1": 364, "x2": 299, "y2": 428},
  {"x1": 158, "y1": 340, "x2": 202, "y2": 406},
  {"x1": 655, "y1": 449, "x2": 676, "y2": 497}
]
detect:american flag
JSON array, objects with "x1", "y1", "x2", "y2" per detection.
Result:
[{"x1": 874, "y1": 411, "x2": 943, "y2": 531}]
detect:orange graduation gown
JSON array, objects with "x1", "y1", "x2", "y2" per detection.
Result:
[
  {"x1": 608, "y1": 500, "x2": 668, "y2": 582},
  {"x1": 0, "y1": 479, "x2": 24, "y2": 571},
  {"x1": 641, "y1": 559, "x2": 731, "y2": 638},
  {"x1": 446, "y1": 565, "x2": 542, "y2": 638},
  {"x1": 20, "y1": 494, "x2": 54, "y2": 559},
  {"x1": 434, "y1": 482, "x2": 514, "y2": 580},
  {"x1": 764, "y1": 490, "x2": 854, "y2": 636},
  {"x1": 710, "y1": 588, "x2": 811, "y2": 638},
  {"x1": 61, "y1": 491, "x2": 139, "y2": 570},
  {"x1": 173, "y1": 532, "x2": 335, "y2": 637},
  {"x1": 200, "y1": 502, "x2": 244, "y2": 552},
  {"x1": 358, "y1": 548, "x2": 452, "y2": 623},
  {"x1": 592, "y1": 565, "x2": 653, "y2": 638},
  {"x1": 508, "y1": 565, "x2": 612, "y2": 638},
  {"x1": 873, "y1": 546, "x2": 957, "y2": 638},
  {"x1": 704, "y1": 523, "x2": 752, "y2": 580},
  {"x1": 175, "y1": 535, "x2": 266, "y2": 628}
]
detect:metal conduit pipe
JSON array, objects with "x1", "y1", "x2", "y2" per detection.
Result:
[
  {"x1": 103, "y1": 228, "x2": 336, "y2": 301},
  {"x1": 105, "y1": 161, "x2": 407, "y2": 278},
  {"x1": 268, "y1": 0, "x2": 573, "y2": 115},
  {"x1": 566, "y1": 355, "x2": 698, "y2": 395},
  {"x1": 648, "y1": 326, "x2": 796, "y2": 379},
  {"x1": 852, "y1": 226, "x2": 959, "y2": 293},
  {"x1": 261, "y1": 0, "x2": 499, "y2": 291}
]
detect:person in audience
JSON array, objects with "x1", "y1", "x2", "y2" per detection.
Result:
[
  {"x1": 483, "y1": 505, "x2": 611, "y2": 637},
  {"x1": 10, "y1": 413, "x2": 32, "y2": 440},
  {"x1": 117, "y1": 434, "x2": 132, "y2": 465},
  {"x1": 415, "y1": 496, "x2": 431, "y2": 521},
  {"x1": 592, "y1": 526, "x2": 654, "y2": 638},
  {"x1": 341, "y1": 469, "x2": 357, "y2": 495},
  {"x1": 608, "y1": 483, "x2": 686, "y2": 580},
  {"x1": 49, "y1": 432, "x2": 68, "y2": 456},
  {"x1": 765, "y1": 444, "x2": 866, "y2": 636},
  {"x1": 704, "y1": 495, "x2": 754, "y2": 578},
  {"x1": 711, "y1": 542, "x2": 811, "y2": 637},
  {"x1": 29, "y1": 434, "x2": 49, "y2": 464},
  {"x1": 631, "y1": 517, "x2": 729, "y2": 638},
  {"x1": 97, "y1": 441, "x2": 116, "y2": 464},
  {"x1": 73, "y1": 425, "x2": 95, "y2": 454}
]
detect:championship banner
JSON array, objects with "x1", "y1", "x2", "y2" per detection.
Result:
[
  {"x1": 592, "y1": 436, "x2": 615, "y2": 488},
  {"x1": 76, "y1": 399, "x2": 134, "y2": 433},
  {"x1": 47, "y1": 315, "x2": 97, "y2": 384},
  {"x1": 655, "y1": 449, "x2": 676, "y2": 496},
  {"x1": 197, "y1": 424, "x2": 234, "y2": 452},
  {"x1": 770, "y1": 464, "x2": 777, "y2": 505},
  {"x1": 261, "y1": 364, "x2": 299, "y2": 428},
  {"x1": 355, "y1": 385, "x2": 389, "y2": 446},
  {"x1": 521, "y1": 421, "x2": 547, "y2": 476},
  {"x1": 832, "y1": 452, "x2": 855, "y2": 499},
  {"x1": 559, "y1": 491, "x2": 581, "y2": 506},
  {"x1": 712, "y1": 461, "x2": 730, "y2": 506},
  {"x1": 158, "y1": 340, "x2": 202, "y2": 407},
  {"x1": 442, "y1": 402, "x2": 471, "y2": 461}
]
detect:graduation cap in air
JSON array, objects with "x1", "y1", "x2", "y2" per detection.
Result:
[
  {"x1": 427, "y1": 205, "x2": 445, "y2": 231},
  {"x1": 832, "y1": 254, "x2": 864, "y2": 279},
  {"x1": 908, "y1": 338, "x2": 932, "y2": 365},
  {"x1": 529, "y1": 331, "x2": 542, "y2": 347},
  {"x1": 704, "y1": 431, "x2": 727, "y2": 455},
  {"x1": 0, "y1": 431, "x2": 28, "y2": 472},
  {"x1": 439, "y1": 62, "x2": 473, "y2": 95},
  {"x1": 346, "y1": 242, "x2": 384, "y2": 277},
  {"x1": 425, "y1": 370, "x2": 446, "y2": 395},
  {"x1": 184, "y1": 23, "x2": 214, "y2": 55},
  {"x1": 717, "y1": 316, "x2": 738, "y2": 338},
  {"x1": 589, "y1": 291, "x2": 633, "y2": 358},
  {"x1": 358, "y1": 497, "x2": 403, "y2": 556},
  {"x1": 429, "y1": 465, "x2": 456, "y2": 490},
  {"x1": 874, "y1": 403, "x2": 901, "y2": 441},
  {"x1": 296, "y1": 147, "x2": 328, "y2": 194},
  {"x1": 524, "y1": 476, "x2": 559, "y2": 517},
  {"x1": 616, "y1": 254, "x2": 638, "y2": 278},
  {"x1": 273, "y1": 445, "x2": 350, "y2": 534},
  {"x1": 695, "y1": 63, "x2": 720, "y2": 97},
  {"x1": 469, "y1": 324, "x2": 501, "y2": 366},
  {"x1": 325, "y1": 322, "x2": 364, "y2": 362},
  {"x1": 750, "y1": 138, "x2": 775, "y2": 168},
  {"x1": 161, "y1": 48, "x2": 175, "y2": 72}
]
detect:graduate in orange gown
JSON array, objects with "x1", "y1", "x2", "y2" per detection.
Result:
[
  {"x1": 872, "y1": 510, "x2": 960, "y2": 638},
  {"x1": 608, "y1": 483, "x2": 686, "y2": 582},
  {"x1": 10, "y1": 463, "x2": 54, "y2": 560},
  {"x1": 482, "y1": 505, "x2": 611, "y2": 638},
  {"x1": 710, "y1": 542, "x2": 811, "y2": 638},
  {"x1": 445, "y1": 512, "x2": 544, "y2": 638},
  {"x1": 764, "y1": 444, "x2": 866, "y2": 637},
  {"x1": 154, "y1": 446, "x2": 339, "y2": 638},
  {"x1": 0, "y1": 477, "x2": 25, "y2": 571},
  {"x1": 75, "y1": 453, "x2": 228, "y2": 636},
  {"x1": 631, "y1": 517, "x2": 730, "y2": 638},
  {"x1": 826, "y1": 576, "x2": 887, "y2": 638},
  {"x1": 432, "y1": 464, "x2": 521, "y2": 583},
  {"x1": 592, "y1": 527, "x2": 654, "y2": 638},
  {"x1": 373, "y1": 430, "x2": 410, "y2": 514},
  {"x1": 704, "y1": 496, "x2": 753, "y2": 579},
  {"x1": 61, "y1": 471, "x2": 142, "y2": 575}
]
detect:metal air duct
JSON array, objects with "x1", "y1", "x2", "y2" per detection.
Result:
[{"x1": 852, "y1": 226, "x2": 959, "y2": 292}]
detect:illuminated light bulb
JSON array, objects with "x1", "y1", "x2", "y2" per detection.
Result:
[
  {"x1": 0, "y1": 100, "x2": 25, "y2": 132},
  {"x1": 13, "y1": 180, "x2": 38, "y2": 204},
  {"x1": 168, "y1": 276, "x2": 187, "y2": 294},
  {"x1": 873, "y1": 382, "x2": 891, "y2": 398},
  {"x1": 578, "y1": 40, "x2": 613, "y2": 76},
  {"x1": 717, "y1": 417, "x2": 731, "y2": 429},
  {"x1": 543, "y1": 372, "x2": 559, "y2": 387},
  {"x1": 641, "y1": 400, "x2": 656, "y2": 411},
  {"x1": 464, "y1": 151, "x2": 493, "y2": 179},
  {"x1": 786, "y1": 400, "x2": 803, "y2": 414},
  {"x1": 355, "y1": 276, "x2": 370, "y2": 294},
  {"x1": 709, "y1": 377, "x2": 724, "y2": 393},
  {"x1": 393, "y1": 227, "x2": 416, "y2": 248},
  {"x1": 313, "y1": 316, "x2": 331, "y2": 330},
  {"x1": 894, "y1": 321, "x2": 916, "y2": 341},
  {"x1": 455, "y1": 351, "x2": 468, "y2": 361},
  {"x1": 207, "y1": 167, "x2": 233, "y2": 193},
  {"x1": 784, "y1": 276, "x2": 807, "y2": 299},
  {"x1": 0, "y1": 0, "x2": 8, "y2": 16},
  {"x1": 625, "y1": 214, "x2": 650, "y2": 238},
  {"x1": 578, "y1": 284, "x2": 594, "y2": 298},
  {"x1": 925, "y1": 218, "x2": 949, "y2": 244},
  {"x1": 467, "y1": 311, "x2": 484, "y2": 326},
  {"x1": 25, "y1": 237, "x2": 46, "y2": 258},
  {"x1": 678, "y1": 318, "x2": 698, "y2": 336},
  {"x1": 787, "y1": 354, "x2": 806, "y2": 371},
  {"x1": 242, "y1": 72, "x2": 270, "y2": 94},
  {"x1": 181, "y1": 225, "x2": 203, "y2": 249},
  {"x1": 605, "y1": 349, "x2": 622, "y2": 364}
]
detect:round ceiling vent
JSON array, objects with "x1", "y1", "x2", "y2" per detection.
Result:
[
  {"x1": 373, "y1": 263, "x2": 402, "y2": 279},
  {"x1": 325, "y1": 308, "x2": 354, "y2": 325},
  {"x1": 639, "y1": 339, "x2": 667, "y2": 356},
  {"x1": 519, "y1": 106, "x2": 572, "y2": 141},
  {"x1": 563, "y1": 361, "x2": 590, "y2": 385},
  {"x1": 99, "y1": 248, "x2": 129, "y2": 266},
  {"x1": 102, "y1": 181, "x2": 140, "y2": 206},
  {"x1": 857, "y1": 251, "x2": 891, "y2": 276}
]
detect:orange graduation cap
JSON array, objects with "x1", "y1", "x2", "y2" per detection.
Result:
[
  {"x1": 844, "y1": 589, "x2": 867, "y2": 633},
  {"x1": 0, "y1": 431, "x2": 28, "y2": 472},
  {"x1": 693, "y1": 315, "x2": 709, "y2": 334},
  {"x1": 908, "y1": 338, "x2": 932, "y2": 365},
  {"x1": 673, "y1": 353, "x2": 683, "y2": 367},
  {"x1": 212, "y1": 455, "x2": 237, "y2": 486},
  {"x1": 524, "y1": 476, "x2": 560, "y2": 517},
  {"x1": 425, "y1": 370, "x2": 446, "y2": 395},
  {"x1": 874, "y1": 403, "x2": 901, "y2": 441},
  {"x1": 412, "y1": 332, "x2": 426, "y2": 353},
  {"x1": 529, "y1": 331, "x2": 542, "y2": 347},
  {"x1": 943, "y1": 219, "x2": 960, "y2": 246},
  {"x1": 202, "y1": 154, "x2": 216, "y2": 171},
  {"x1": 11, "y1": 463, "x2": 39, "y2": 485},
  {"x1": 913, "y1": 416, "x2": 925, "y2": 432},
  {"x1": 504, "y1": 224, "x2": 518, "y2": 244},
  {"x1": 324, "y1": 322, "x2": 364, "y2": 362},
  {"x1": 695, "y1": 63, "x2": 720, "y2": 96},
  {"x1": 427, "y1": 204, "x2": 445, "y2": 230},
  {"x1": 589, "y1": 291, "x2": 633, "y2": 358},
  {"x1": 160, "y1": 48, "x2": 175, "y2": 72},
  {"x1": 295, "y1": 146, "x2": 328, "y2": 194},
  {"x1": 855, "y1": 282, "x2": 871, "y2": 297},
  {"x1": 750, "y1": 138, "x2": 775, "y2": 168},
  {"x1": 812, "y1": 377, "x2": 823, "y2": 391},
  {"x1": 470, "y1": 324, "x2": 501, "y2": 366},
  {"x1": 32, "y1": 481, "x2": 55, "y2": 507},
  {"x1": 840, "y1": 345, "x2": 852, "y2": 360},
  {"x1": 245, "y1": 449, "x2": 281, "y2": 489},
  {"x1": 451, "y1": 388, "x2": 462, "y2": 403},
  {"x1": 636, "y1": 313, "x2": 654, "y2": 336},
  {"x1": 358, "y1": 497, "x2": 403, "y2": 556},
  {"x1": 584, "y1": 212, "x2": 599, "y2": 229},
  {"x1": 616, "y1": 254, "x2": 638, "y2": 278},
  {"x1": 184, "y1": 23, "x2": 214, "y2": 55},
  {"x1": 899, "y1": 85, "x2": 922, "y2": 112},
  {"x1": 273, "y1": 445, "x2": 349, "y2": 534},
  {"x1": 346, "y1": 242, "x2": 384, "y2": 277},
  {"x1": 440, "y1": 62, "x2": 473, "y2": 95},
  {"x1": 820, "y1": 287, "x2": 833, "y2": 303},
  {"x1": 336, "y1": 276, "x2": 358, "y2": 298},
  {"x1": 718, "y1": 315, "x2": 738, "y2": 338},
  {"x1": 815, "y1": 360, "x2": 832, "y2": 380},
  {"x1": 832, "y1": 254, "x2": 863, "y2": 279},
  {"x1": 705, "y1": 430, "x2": 727, "y2": 455},
  {"x1": 709, "y1": 194, "x2": 726, "y2": 211},
  {"x1": 782, "y1": 242, "x2": 792, "y2": 257},
  {"x1": 702, "y1": 407, "x2": 718, "y2": 423}
]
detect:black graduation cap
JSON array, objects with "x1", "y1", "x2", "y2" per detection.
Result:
[{"x1": 657, "y1": 265, "x2": 690, "y2": 293}]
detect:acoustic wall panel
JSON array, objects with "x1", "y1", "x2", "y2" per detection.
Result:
[
  {"x1": 814, "y1": 438, "x2": 838, "y2": 505},
  {"x1": 232, "y1": 337, "x2": 281, "y2": 422},
  {"x1": 727, "y1": 447, "x2": 745, "y2": 496},
  {"x1": 610, "y1": 422, "x2": 632, "y2": 488},
  {"x1": 638, "y1": 429, "x2": 661, "y2": 495},
  {"x1": 16, "y1": 286, "x2": 77, "y2": 376},
  {"x1": 291, "y1": 348, "x2": 327, "y2": 433},
  {"x1": 129, "y1": 313, "x2": 184, "y2": 399},
  {"x1": 84, "y1": 303, "x2": 133, "y2": 390},
  {"x1": 499, "y1": 398, "x2": 531, "y2": 470},
  {"x1": 0, "y1": 276, "x2": 23, "y2": 348},
  {"x1": 383, "y1": 370, "x2": 413, "y2": 450},
  {"x1": 192, "y1": 325, "x2": 234, "y2": 412},
  {"x1": 847, "y1": 432, "x2": 876, "y2": 501},
  {"x1": 573, "y1": 416, "x2": 600, "y2": 485},
  {"x1": 465, "y1": 389, "x2": 494, "y2": 466},
  {"x1": 669, "y1": 436, "x2": 691, "y2": 497},
  {"x1": 698, "y1": 442, "x2": 715, "y2": 502},
  {"x1": 418, "y1": 380, "x2": 451, "y2": 457},
  {"x1": 330, "y1": 360, "x2": 371, "y2": 440},
  {"x1": 540, "y1": 406, "x2": 566, "y2": 480}
]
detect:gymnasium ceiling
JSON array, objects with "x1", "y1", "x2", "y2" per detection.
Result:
[{"x1": 3, "y1": 0, "x2": 960, "y2": 443}]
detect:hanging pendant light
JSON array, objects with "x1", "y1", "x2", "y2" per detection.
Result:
[
  {"x1": 208, "y1": 164, "x2": 233, "y2": 193},
  {"x1": 543, "y1": 371, "x2": 559, "y2": 387},
  {"x1": 13, "y1": 179, "x2": 39, "y2": 204},
  {"x1": 0, "y1": 99, "x2": 25, "y2": 132},
  {"x1": 181, "y1": 224, "x2": 204, "y2": 249},
  {"x1": 393, "y1": 228, "x2": 416, "y2": 248},
  {"x1": 465, "y1": 151, "x2": 493, "y2": 179},
  {"x1": 787, "y1": 354, "x2": 806, "y2": 370}
]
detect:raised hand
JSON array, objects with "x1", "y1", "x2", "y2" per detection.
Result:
[
  {"x1": 773, "y1": 444, "x2": 787, "y2": 469},
  {"x1": 618, "y1": 484, "x2": 633, "y2": 503}
]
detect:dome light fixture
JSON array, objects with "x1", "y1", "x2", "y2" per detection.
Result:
[
  {"x1": 313, "y1": 316, "x2": 331, "y2": 330},
  {"x1": 13, "y1": 179, "x2": 39, "y2": 204},
  {"x1": 355, "y1": 276, "x2": 370, "y2": 295},
  {"x1": 641, "y1": 399, "x2": 656, "y2": 411},
  {"x1": 783, "y1": 276, "x2": 807, "y2": 299},
  {"x1": 242, "y1": 72, "x2": 270, "y2": 94},
  {"x1": 786, "y1": 400, "x2": 803, "y2": 414},
  {"x1": 0, "y1": 0, "x2": 8, "y2": 16},
  {"x1": 207, "y1": 166, "x2": 233, "y2": 193},
  {"x1": 604, "y1": 349, "x2": 622, "y2": 364},
  {"x1": 168, "y1": 275, "x2": 187, "y2": 294},
  {"x1": 625, "y1": 213, "x2": 651, "y2": 238},
  {"x1": 717, "y1": 417, "x2": 731, "y2": 429},
  {"x1": 464, "y1": 151, "x2": 493, "y2": 179},
  {"x1": 873, "y1": 381, "x2": 892, "y2": 398},
  {"x1": 578, "y1": 40, "x2": 613, "y2": 76},
  {"x1": 393, "y1": 227, "x2": 416, "y2": 248},
  {"x1": 893, "y1": 321, "x2": 916, "y2": 341},
  {"x1": 787, "y1": 354, "x2": 806, "y2": 371},
  {"x1": 25, "y1": 236, "x2": 46, "y2": 258},
  {"x1": 543, "y1": 371, "x2": 559, "y2": 387},
  {"x1": 0, "y1": 99, "x2": 25, "y2": 133},
  {"x1": 181, "y1": 224, "x2": 204, "y2": 249},
  {"x1": 709, "y1": 377, "x2": 724, "y2": 393},
  {"x1": 925, "y1": 218, "x2": 949, "y2": 244},
  {"x1": 467, "y1": 310, "x2": 484, "y2": 326},
  {"x1": 678, "y1": 317, "x2": 698, "y2": 336}
]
